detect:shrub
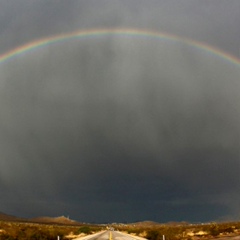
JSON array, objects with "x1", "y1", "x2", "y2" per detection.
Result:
[
  {"x1": 77, "y1": 226, "x2": 92, "y2": 234},
  {"x1": 146, "y1": 230, "x2": 160, "y2": 240}
]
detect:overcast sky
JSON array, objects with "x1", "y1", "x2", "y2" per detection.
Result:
[{"x1": 0, "y1": 0, "x2": 240, "y2": 223}]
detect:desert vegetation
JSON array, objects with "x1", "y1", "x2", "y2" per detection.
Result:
[
  {"x1": 0, "y1": 221, "x2": 102, "y2": 240},
  {"x1": 1, "y1": 220, "x2": 240, "y2": 240},
  {"x1": 114, "y1": 221, "x2": 240, "y2": 240}
]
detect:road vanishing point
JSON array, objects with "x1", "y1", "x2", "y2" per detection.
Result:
[
  {"x1": 73, "y1": 230, "x2": 147, "y2": 240},
  {"x1": 73, "y1": 230, "x2": 240, "y2": 240}
]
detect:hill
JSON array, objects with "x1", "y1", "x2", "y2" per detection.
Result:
[
  {"x1": 0, "y1": 211, "x2": 81, "y2": 225},
  {"x1": 0, "y1": 211, "x2": 25, "y2": 222},
  {"x1": 29, "y1": 215, "x2": 80, "y2": 225},
  {"x1": 128, "y1": 221, "x2": 162, "y2": 227},
  {"x1": 127, "y1": 220, "x2": 190, "y2": 227}
]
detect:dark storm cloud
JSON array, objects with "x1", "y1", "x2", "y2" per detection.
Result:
[
  {"x1": 0, "y1": 0, "x2": 240, "y2": 223},
  {"x1": 1, "y1": 35, "x2": 240, "y2": 222}
]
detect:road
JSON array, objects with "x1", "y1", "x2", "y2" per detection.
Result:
[
  {"x1": 73, "y1": 231, "x2": 240, "y2": 240},
  {"x1": 73, "y1": 230, "x2": 147, "y2": 240},
  {"x1": 211, "y1": 237, "x2": 240, "y2": 240}
]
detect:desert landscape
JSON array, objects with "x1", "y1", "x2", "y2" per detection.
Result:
[{"x1": 1, "y1": 211, "x2": 240, "y2": 240}]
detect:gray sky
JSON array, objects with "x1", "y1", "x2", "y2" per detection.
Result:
[{"x1": 0, "y1": 0, "x2": 240, "y2": 223}]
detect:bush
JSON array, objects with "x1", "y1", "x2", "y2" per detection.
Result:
[
  {"x1": 146, "y1": 230, "x2": 160, "y2": 240},
  {"x1": 77, "y1": 226, "x2": 92, "y2": 234}
]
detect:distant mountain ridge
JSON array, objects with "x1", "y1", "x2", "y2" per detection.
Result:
[
  {"x1": 0, "y1": 211, "x2": 80, "y2": 225},
  {"x1": 0, "y1": 211, "x2": 189, "y2": 226},
  {"x1": 129, "y1": 221, "x2": 162, "y2": 226},
  {"x1": 30, "y1": 216, "x2": 78, "y2": 224},
  {"x1": 127, "y1": 220, "x2": 190, "y2": 227},
  {"x1": 0, "y1": 211, "x2": 25, "y2": 221}
]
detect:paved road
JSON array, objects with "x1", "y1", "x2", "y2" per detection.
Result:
[
  {"x1": 73, "y1": 230, "x2": 147, "y2": 240},
  {"x1": 211, "y1": 236, "x2": 240, "y2": 240},
  {"x1": 73, "y1": 231, "x2": 240, "y2": 240}
]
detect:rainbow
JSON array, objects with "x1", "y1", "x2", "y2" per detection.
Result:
[{"x1": 0, "y1": 28, "x2": 240, "y2": 66}]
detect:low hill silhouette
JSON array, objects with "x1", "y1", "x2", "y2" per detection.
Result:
[
  {"x1": 0, "y1": 211, "x2": 25, "y2": 222},
  {"x1": 29, "y1": 215, "x2": 80, "y2": 225},
  {"x1": 0, "y1": 211, "x2": 81, "y2": 225},
  {"x1": 128, "y1": 221, "x2": 162, "y2": 226}
]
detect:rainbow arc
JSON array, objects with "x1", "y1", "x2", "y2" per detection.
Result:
[{"x1": 0, "y1": 28, "x2": 240, "y2": 66}]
